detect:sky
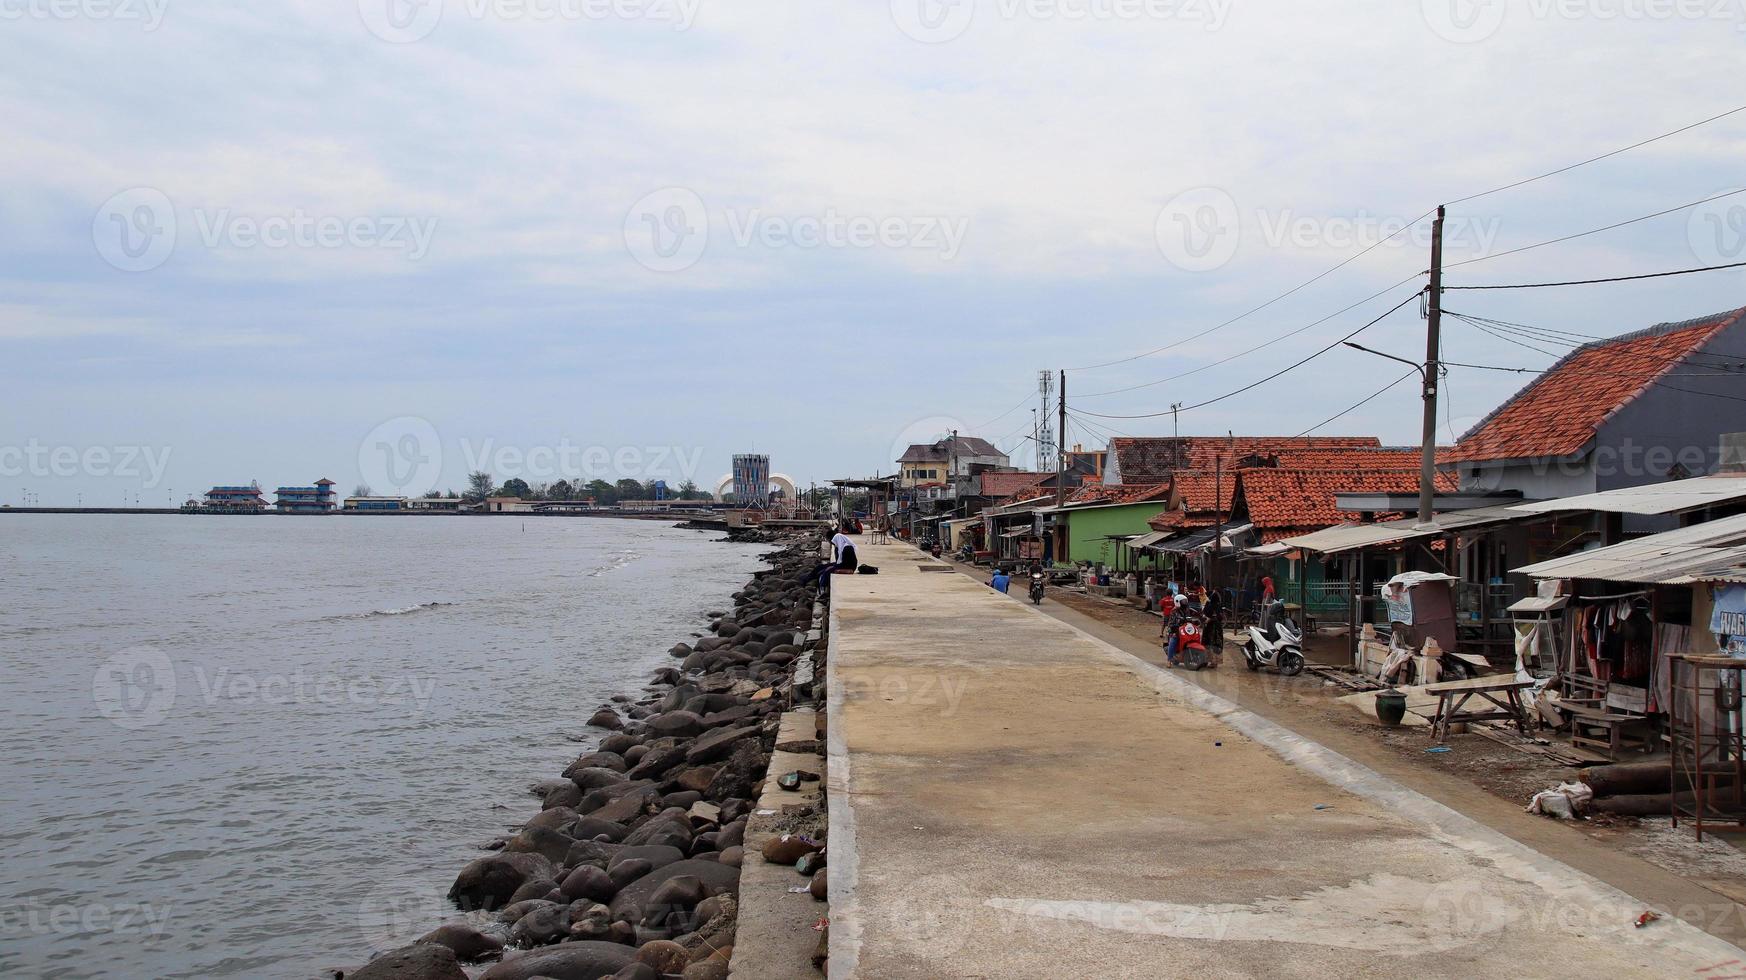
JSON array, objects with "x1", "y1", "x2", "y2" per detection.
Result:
[{"x1": 4, "y1": 0, "x2": 1746, "y2": 505}]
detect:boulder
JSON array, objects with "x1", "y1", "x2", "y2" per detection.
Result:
[
  {"x1": 498, "y1": 898, "x2": 558, "y2": 924},
  {"x1": 415, "y1": 924, "x2": 504, "y2": 963},
  {"x1": 569, "y1": 766, "x2": 631, "y2": 791},
  {"x1": 564, "y1": 751, "x2": 627, "y2": 776},
  {"x1": 571, "y1": 815, "x2": 627, "y2": 842},
  {"x1": 563, "y1": 838, "x2": 618, "y2": 869},
  {"x1": 599, "y1": 733, "x2": 641, "y2": 756},
  {"x1": 588, "y1": 708, "x2": 624, "y2": 730},
  {"x1": 810, "y1": 867, "x2": 827, "y2": 899},
  {"x1": 644, "y1": 710, "x2": 706, "y2": 740},
  {"x1": 590, "y1": 786, "x2": 661, "y2": 825},
  {"x1": 506, "y1": 878, "x2": 559, "y2": 906},
  {"x1": 476, "y1": 941, "x2": 637, "y2": 980},
  {"x1": 608, "y1": 857, "x2": 653, "y2": 889},
  {"x1": 559, "y1": 864, "x2": 616, "y2": 903},
  {"x1": 642, "y1": 874, "x2": 706, "y2": 927},
  {"x1": 635, "y1": 940, "x2": 691, "y2": 976},
  {"x1": 508, "y1": 902, "x2": 570, "y2": 946},
  {"x1": 669, "y1": 642, "x2": 693, "y2": 658},
  {"x1": 609, "y1": 860, "x2": 740, "y2": 923},
  {"x1": 449, "y1": 852, "x2": 556, "y2": 911},
  {"x1": 350, "y1": 943, "x2": 467, "y2": 980},
  {"x1": 609, "y1": 844, "x2": 685, "y2": 873},
  {"x1": 684, "y1": 725, "x2": 757, "y2": 765},
  {"x1": 670, "y1": 766, "x2": 718, "y2": 794},
  {"x1": 717, "y1": 846, "x2": 743, "y2": 868},
  {"x1": 567, "y1": 901, "x2": 614, "y2": 940},
  {"x1": 704, "y1": 741, "x2": 767, "y2": 801},
  {"x1": 683, "y1": 960, "x2": 731, "y2": 980},
  {"x1": 761, "y1": 834, "x2": 820, "y2": 865},
  {"x1": 541, "y1": 782, "x2": 582, "y2": 811},
  {"x1": 609, "y1": 964, "x2": 660, "y2": 980},
  {"x1": 502, "y1": 827, "x2": 574, "y2": 865},
  {"x1": 625, "y1": 745, "x2": 689, "y2": 782}
]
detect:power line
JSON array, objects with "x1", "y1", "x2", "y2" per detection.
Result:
[
  {"x1": 1443, "y1": 188, "x2": 1746, "y2": 271},
  {"x1": 1078, "y1": 271, "x2": 1426, "y2": 398},
  {"x1": 1445, "y1": 102, "x2": 1746, "y2": 207},
  {"x1": 1294, "y1": 368, "x2": 1419, "y2": 437},
  {"x1": 1443, "y1": 359, "x2": 1746, "y2": 404},
  {"x1": 975, "y1": 392, "x2": 1038, "y2": 431},
  {"x1": 1445, "y1": 259, "x2": 1746, "y2": 290},
  {"x1": 1449, "y1": 311, "x2": 1746, "y2": 371},
  {"x1": 1064, "y1": 234, "x2": 1433, "y2": 372},
  {"x1": 1064, "y1": 102, "x2": 1746, "y2": 373},
  {"x1": 1074, "y1": 290, "x2": 1423, "y2": 420}
]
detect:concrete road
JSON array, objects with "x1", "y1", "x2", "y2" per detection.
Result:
[{"x1": 826, "y1": 538, "x2": 1746, "y2": 978}]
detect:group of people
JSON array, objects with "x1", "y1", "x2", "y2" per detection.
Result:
[{"x1": 1159, "y1": 581, "x2": 1224, "y2": 668}]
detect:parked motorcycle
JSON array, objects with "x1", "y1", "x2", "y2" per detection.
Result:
[
  {"x1": 1241, "y1": 599, "x2": 1305, "y2": 675},
  {"x1": 1028, "y1": 570, "x2": 1046, "y2": 605},
  {"x1": 1175, "y1": 605, "x2": 1213, "y2": 670}
]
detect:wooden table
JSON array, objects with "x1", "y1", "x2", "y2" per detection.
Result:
[{"x1": 1423, "y1": 675, "x2": 1535, "y2": 744}]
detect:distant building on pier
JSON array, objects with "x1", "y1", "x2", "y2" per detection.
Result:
[
  {"x1": 343, "y1": 495, "x2": 409, "y2": 512},
  {"x1": 274, "y1": 479, "x2": 337, "y2": 513},
  {"x1": 732, "y1": 454, "x2": 772, "y2": 509},
  {"x1": 204, "y1": 484, "x2": 265, "y2": 511}
]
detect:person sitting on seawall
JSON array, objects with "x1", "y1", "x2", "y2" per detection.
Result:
[
  {"x1": 816, "y1": 525, "x2": 859, "y2": 591},
  {"x1": 990, "y1": 566, "x2": 1011, "y2": 594}
]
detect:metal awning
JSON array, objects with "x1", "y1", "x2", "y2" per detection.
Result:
[
  {"x1": 1000, "y1": 528, "x2": 1038, "y2": 539},
  {"x1": 1512, "y1": 512, "x2": 1746, "y2": 584},
  {"x1": 1245, "y1": 541, "x2": 1293, "y2": 558},
  {"x1": 1510, "y1": 474, "x2": 1746, "y2": 517},
  {"x1": 1280, "y1": 505, "x2": 1538, "y2": 555},
  {"x1": 1155, "y1": 526, "x2": 1222, "y2": 553},
  {"x1": 1127, "y1": 530, "x2": 1170, "y2": 550},
  {"x1": 1507, "y1": 595, "x2": 1569, "y2": 613}
]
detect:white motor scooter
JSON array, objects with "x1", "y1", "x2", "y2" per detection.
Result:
[{"x1": 1240, "y1": 600, "x2": 1305, "y2": 675}]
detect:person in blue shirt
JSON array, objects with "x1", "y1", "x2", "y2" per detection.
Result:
[{"x1": 990, "y1": 567, "x2": 1011, "y2": 593}]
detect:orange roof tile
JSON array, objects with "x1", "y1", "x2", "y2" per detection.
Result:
[
  {"x1": 1236, "y1": 468, "x2": 1456, "y2": 533},
  {"x1": 1108, "y1": 436, "x2": 1382, "y2": 483},
  {"x1": 1447, "y1": 309, "x2": 1745, "y2": 463},
  {"x1": 1065, "y1": 481, "x2": 1171, "y2": 506},
  {"x1": 976, "y1": 471, "x2": 1050, "y2": 498}
]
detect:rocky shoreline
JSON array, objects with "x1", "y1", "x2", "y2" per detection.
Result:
[{"x1": 338, "y1": 535, "x2": 830, "y2": 980}]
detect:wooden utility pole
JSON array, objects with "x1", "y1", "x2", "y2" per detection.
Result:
[{"x1": 1419, "y1": 205, "x2": 1445, "y2": 526}]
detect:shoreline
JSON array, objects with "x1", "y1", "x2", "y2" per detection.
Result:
[{"x1": 337, "y1": 532, "x2": 828, "y2": 980}]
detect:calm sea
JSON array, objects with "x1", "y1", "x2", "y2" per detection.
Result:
[{"x1": 0, "y1": 514, "x2": 766, "y2": 979}]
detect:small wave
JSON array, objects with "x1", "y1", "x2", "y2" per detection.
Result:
[
  {"x1": 587, "y1": 551, "x2": 643, "y2": 578},
  {"x1": 322, "y1": 601, "x2": 456, "y2": 622},
  {"x1": 370, "y1": 601, "x2": 454, "y2": 617}
]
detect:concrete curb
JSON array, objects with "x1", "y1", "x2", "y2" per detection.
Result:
[{"x1": 824, "y1": 594, "x2": 860, "y2": 978}]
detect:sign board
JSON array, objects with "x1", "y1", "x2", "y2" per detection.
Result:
[{"x1": 1711, "y1": 584, "x2": 1746, "y2": 658}]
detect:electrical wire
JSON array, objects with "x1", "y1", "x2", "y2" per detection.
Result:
[
  {"x1": 976, "y1": 392, "x2": 1039, "y2": 430},
  {"x1": 1078, "y1": 271, "x2": 1427, "y2": 398},
  {"x1": 1444, "y1": 102, "x2": 1746, "y2": 207},
  {"x1": 1445, "y1": 259, "x2": 1746, "y2": 290},
  {"x1": 1073, "y1": 290, "x2": 1423, "y2": 420},
  {"x1": 1448, "y1": 311, "x2": 1746, "y2": 372},
  {"x1": 1063, "y1": 102, "x2": 1746, "y2": 373},
  {"x1": 1443, "y1": 188, "x2": 1746, "y2": 271},
  {"x1": 1293, "y1": 368, "x2": 1419, "y2": 437}
]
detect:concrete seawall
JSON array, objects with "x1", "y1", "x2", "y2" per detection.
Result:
[{"x1": 826, "y1": 536, "x2": 1746, "y2": 978}]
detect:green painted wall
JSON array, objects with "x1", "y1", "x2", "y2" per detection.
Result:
[{"x1": 1063, "y1": 502, "x2": 1170, "y2": 566}]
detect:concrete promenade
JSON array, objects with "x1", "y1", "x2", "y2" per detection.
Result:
[{"x1": 825, "y1": 537, "x2": 1746, "y2": 978}]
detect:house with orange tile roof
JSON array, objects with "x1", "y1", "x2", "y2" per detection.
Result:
[
  {"x1": 1103, "y1": 436, "x2": 1384, "y2": 485},
  {"x1": 1448, "y1": 306, "x2": 1746, "y2": 501}
]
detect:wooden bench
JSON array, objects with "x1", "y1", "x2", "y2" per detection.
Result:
[
  {"x1": 1565, "y1": 703, "x2": 1655, "y2": 759},
  {"x1": 1423, "y1": 675, "x2": 1534, "y2": 745}
]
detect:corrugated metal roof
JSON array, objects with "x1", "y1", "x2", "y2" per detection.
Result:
[
  {"x1": 1127, "y1": 530, "x2": 1170, "y2": 550},
  {"x1": 1509, "y1": 474, "x2": 1746, "y2": 516},
  {"x1": 1511, "y1": 512, "x2": 1746, "y2": 584},
  {"x1": 1280, "y1": 505, "x2": 1535, "y2": 554}
]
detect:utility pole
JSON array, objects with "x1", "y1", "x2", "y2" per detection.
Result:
[
  {"x1": 1419, "y1": 205, "x2": 1445, "y2": 526},
  {"x1": 1056, "y1": 370, "x2": 1067, "y2": 508}
]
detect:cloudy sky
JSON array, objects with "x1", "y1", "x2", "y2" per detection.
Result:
[{"x1": 4, "y1": 0, "x2": 1745, "y2": 504}]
